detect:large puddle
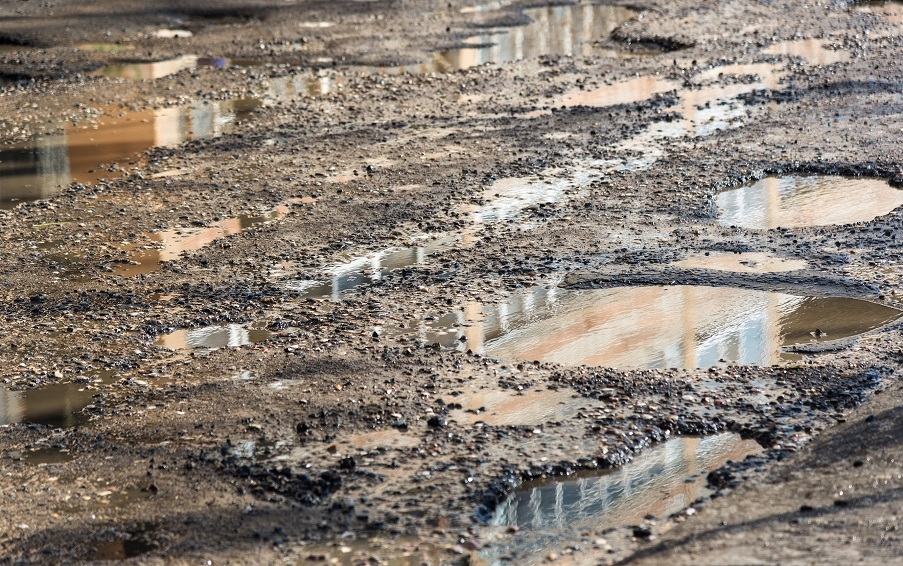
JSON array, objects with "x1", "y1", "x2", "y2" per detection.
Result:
[
  {"x1": 381, "y1": 286, "x2": 901, "y2": 369},
  {"x1": 483, "y1": 433, "x2": 760, "y2": 564},
  {"x1": 0, "y1": 99, "x2": 260, "y2": 208},
  {"x1": 717, "y1": 176, "x2": 903, "y2": 229}
]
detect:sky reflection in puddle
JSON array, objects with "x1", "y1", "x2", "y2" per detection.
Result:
[
  {"x1": 717, "y1": 176, "x2": 903, "y2": 229},
  {"x1": 381, "y1": 286, "x2": 901, "y2": 369},
  {"x1": 483, "y1": 433, "x2": 760, "y2": 564}
]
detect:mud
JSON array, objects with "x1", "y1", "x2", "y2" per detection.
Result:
[{"x1": 2, "y1": 0, "x2": 903, "y2": 564}]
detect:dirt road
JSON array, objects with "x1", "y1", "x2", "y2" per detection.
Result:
[{"x1": 1, "y1": 0, "x2": 903, "y2": 563}]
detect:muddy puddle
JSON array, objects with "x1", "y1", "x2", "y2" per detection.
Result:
[
  {"x1": 382, "y1": 286, "x2": 901, "y2": 369},
  {"x1": 482, "y1": 433, "x2": 761, "y2": 565},
  {"x1": 672, "y1": 252, "x2": 808, "y2": 273},
  {"x1": 0, "y1": 99, "x2": 261, "y2": 208},
  {"x1": 447, "y1": 383, "x2": 586, "y2": 426},
  {"x1": 154, "y1": 322, "x2": 273, "y2": 350},
  {"x1": 717, "y1": 176, "x2": 903, "y2": 229},
  {"x1": 115, "y1": 204, "x2": 288, "y2": 276},
  {"x1": 92, "y1": 526, "x2": 159, "y2": 561},
  {"x1": 20, "y1": 447, "x2": 74, "y2": 464}
]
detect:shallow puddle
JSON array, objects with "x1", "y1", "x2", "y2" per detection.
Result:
[
  {"x1": 387, "y1": 286, "x2": 901, "y2": 369},
  {"x1": 0, "y1": 382, "x2": 100, "y2": 428},
  {"x1": 483, "y1": 433, "x2": 760, "y2": 563},
  {"x1": 441, "y1": 4, "x2": 636, "y2": 70},
  {"x1": 154, "y1": 323, "x2": 273, "y2": 350},
  {"x1": 672, "y1": 252, "x2": 808, "y2": 273},
  {"x1": 764, "y1": 39, "x2": 850, "y2": 65},
  {"x1": 716, "y1": 176, "x2": 903, "y2": 229},
  {"x1": 115, "y1": 204, "x2": 287, "y2": 276},
  {"x1": 0, "y1": 98, "x2": 261, "y2": 208}
]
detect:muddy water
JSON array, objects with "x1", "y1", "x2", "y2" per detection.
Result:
[
  {"x1": 448, "y1": 385, "x2": 585, "y2": 426},
  {"x1": 672, "y1": 252, "x2": 808, "y2": 273},
  {"x1": 441, "y1": 4, "x2": 636, "y2": 70},
  {"x1": 115, "y1": 205, "x2": 288, "y2": 276},
  {"x1": 483, "y1": 433, "x2": 761, "y2": 564},
  {"x1": 717, "y1": 176, "x2": 903, "y2": 229},
  {"x1": 0, "y1": 98, "x2": 261, "y2": 208},
  {"x1": 154, "y1": 323, "x2": 273, "y2": 350},
  {"x1": 385, "y1": 286, "x2": 901, "y2": 369}
]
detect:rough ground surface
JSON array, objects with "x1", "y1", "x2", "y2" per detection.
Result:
[{"x1": 0, "y1": 0, "x2": 903, "y2": 564}]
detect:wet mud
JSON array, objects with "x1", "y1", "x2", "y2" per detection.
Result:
[{"x1": 1, "y1": 0, "x2": 903, "y2": 564}]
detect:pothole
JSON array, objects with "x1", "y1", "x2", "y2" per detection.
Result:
[
  {"x1": 481, "y1": 433, "x2": 761, "y2": 564},
  {"x1": 383, "y1": 286, "x2": 901, "y2": 369},
  {"x1": 672, "y1": 252, "x2": 808, "y2": 273},
  {"x1": 716, "y1": 175, "x2": 903, "y2": 229}
]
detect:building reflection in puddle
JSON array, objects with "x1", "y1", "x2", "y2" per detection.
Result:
[
  {"x1": 154, "y1": 323, "x2": 273, "y2": 350},
  {"x1": 0, "y1": 98, "x2": 261, "y2": 208},
  {"x1": 717, "y1": 176, "x2": 903, "y2": 229},
  {"x1": 483, "y1": 434, "x2": 760, "y2": 564},
  {"x1": 382, "y1": 286, "x2": 901, "y2": 369},
  {"x1": 440, "y1": 4, "x2": 637, "y2": 70}
]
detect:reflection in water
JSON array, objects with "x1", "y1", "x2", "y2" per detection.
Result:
[
  {"x1": 95, "y1": 55, "x2": 258, "y2": 79},
  {"x1": 115, "y1": 205, "x2": 288, "y2": 276},
  {"x1": 484, "y1": 434, "x2": 760, "y2": 565},
  {"x1": 449, "y1": 386, "x2": 583, "y2": 426},
  {"x1": 154, "y1": 323, "x2": 273, "y2": 350},
  {"x1": 0, "y1": 99, "x2": 261, "y2": 208},
  {"x1": 555, "y1": 76, "x2": 680, "y2": 109},
  {"x1": 440, "y1": 4, "x2": 636, "y2": 70},
  {"x1": 764, "y1": 39, "x2": 850, "y2": 65},
  {"x1": 384, "y1": 286, "x2": 901, "y2": 369},
  {"x1": 716, "y1": 176, "x2": 903, "y2": 229},
  {"x1": 672, "y1": 252, "x2": 808, "y2": 273},
  {"x1": 0, "y1": 382, "x2": 97, "y2": 428}
]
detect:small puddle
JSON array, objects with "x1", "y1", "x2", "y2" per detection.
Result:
[
  {"x1": 672, "y1": 252, "x2": 808, "y2": 273},
  {"x1": 763, "y1": 39, "x2": 850, "y2": 65},
  {"x1": 154, "y1": 323, "x2": 273, "y2": 350},
  {"x1": 386, "y1": 286, "x2": 901, "y2": 369},
  {"x1": 483, "y1": 433, "x2": 760, "y2": 563},
  {"x1": 92, "y1": 526, "x2": 159, "y2": 561},
  {"x1": 716, "y1": 176, "x2": 903, "y2": 229},
  {"x1": 22, "y1": 447, "x2": 74, "y2": 464},
  {"x1": 114, "y1": 204, "x2": 288, "y2": 276},
  {"x1": 442, "y1": 4, "x2": 637, "y2": 70},
  {"x1": 155, "y1": 29, "x2": 193, "y2": 38},
  {"x1": 0, "y1": 99, "x2": 261, "y2": 208},
  {"x1": 0, "y1": 381, "x2": 104, "y2": 428}
]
